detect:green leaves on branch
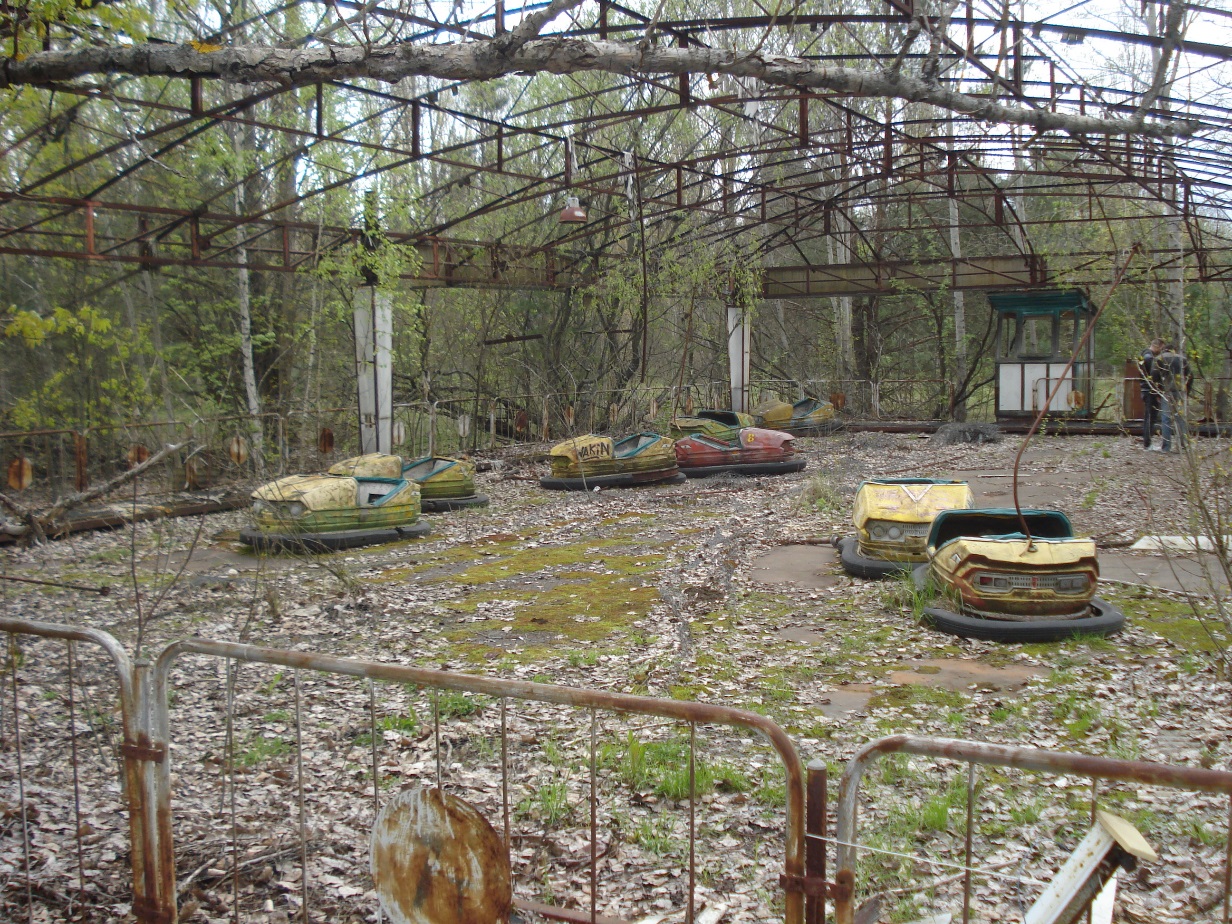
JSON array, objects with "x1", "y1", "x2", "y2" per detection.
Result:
[{"x1": 3, "y1": 304, "x2": 153, "y2": 429}]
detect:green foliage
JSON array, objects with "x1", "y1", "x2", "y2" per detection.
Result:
[
  {"x1": 3, "y1": 305, "x2": 154, "y2": 429},
  {"x1": 238, "y1": 734, "x2": 291, "y2": 767},
  {"x1": 517, "y1": 778, "x2": 573, "y2": 826},
  {"x1": 436, "y1": 690, "x2": 486, "y2": 719},
  {"x1": 601, "y1": 732, "x2": 746, "y2": 801},
  {"x1": 799, "y1": 473, "x2": 845, "y2": 514},
  {"x1": 630, "y1": 815, "x2": 681, "y2": 855}
]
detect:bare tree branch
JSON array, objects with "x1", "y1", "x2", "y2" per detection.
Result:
[
  {"x1": 494, "y1": 0, "x2": 587, "y2": 55},
  {"x1": 922, "y1": 0, "x2": 961, "y2": 82},
  {"x1": 0, "y1": 38, "x2": 1200, "y2": 137},
  {"x1": 1135, "y1": 0, "x2": 1188, "y2": 122},
  {"x1": 886, "y1": 16, "x2": 923, "y2": 77},
  {"x1": 0, "y1": 441, "x2": 189, "y2": 542}
]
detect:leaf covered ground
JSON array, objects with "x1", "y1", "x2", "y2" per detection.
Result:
[{"x1": 1, "y1": 431, "x2": 1229, "y2": 923}]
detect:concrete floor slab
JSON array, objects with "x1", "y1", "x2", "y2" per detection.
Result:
[
  {"x1": 888, "y1": 658, "x2": 1043, "y2": 693},
  {"x1": 1100, "y1": 551, "x2": 1228, "y2": 595},
  {"x1": 151, "y1": 544, "x2": 303, "y2": 574},
  {"x1": 818, "y1": 684, "x2": 873, "y2": 717},
  {"x1": 748, "y1": 544, "x2": 843, "y2": 589}
]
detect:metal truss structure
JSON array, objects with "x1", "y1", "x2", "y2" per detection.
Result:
[{"x1": 1, "y1": 0, "x2": 1230, "y2": 298}]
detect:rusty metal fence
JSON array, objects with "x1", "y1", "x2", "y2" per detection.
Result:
[
  {"x1": 7, "y1": 622, "x2": 1232, "y2": 924},
  {"x1": 8, "y1": 376, "x2": 1186, "y2": 516},
  {"x1": 832, "y1": 735, "x2": 1232, "y2": 924},
  {"x1": 7, "y1": 616, "x2": 1232, "y2": 924},
  {"x1": 1, "y1": 617, "x2": 811, "y2": 924}
]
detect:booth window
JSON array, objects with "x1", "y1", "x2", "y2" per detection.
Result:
[{"x1": 1020, "y1": 314, "x2": 1055, "y2": 357}]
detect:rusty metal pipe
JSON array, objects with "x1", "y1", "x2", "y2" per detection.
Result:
[
  {"x1": 833, "y1": 734, "x2": 1232, "y2": 923},
  {"x1": 0, "y1": 617, "x2": 134, "y2": 711}
]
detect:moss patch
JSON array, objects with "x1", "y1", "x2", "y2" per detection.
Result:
[
  {"x1": 443, "y1": 567, "x2": 661, "y2": 660},
  {"x1": 452, "y1": 544, "x2": 662, "y2": 585},
  {"x1": 869, "y1": 684, "x2": 967, "y2": 710},
  {"x1": 1119, "y1": 593, "x2": 1227, "y2": 653}
]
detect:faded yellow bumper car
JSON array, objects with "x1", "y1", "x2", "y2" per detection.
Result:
[
  {"x1": 912, "y1": 508, "x2": 1123, "y2": 642},
  {"x1": 838, "y1": 478, "x2": 974, "y2": 579},
  {"x1": 241, "y1": 453, "x2": 430, "y2": 552},
  {"x1": 399, "y1": 456, "x2": 489, "y2": 512},
  {"x1": 669, "y1": 409, "x2": 756, "y2": 442},
  {"x1": 753, "y1": 396, "x2": 837, "y2": 433},
  {"x1": 540, "y1": 433, "x2": 685, "y2": 490}
]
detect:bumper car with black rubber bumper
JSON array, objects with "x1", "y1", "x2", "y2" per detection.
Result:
[
  {"x1": 838, "y1": 478, "x2": 974, "y2": 579},
  {"x1": 674, "y1": 427, "x2": 806, "y2": 478},
  {"x1": 912, "y1": 508, "x2": 1124, "y2": 642},
  {"x1": 540, "y1": 433, "x2": 685, "y2": 490},
  {"x1": 240, "y1": 454, "x2": 430, "y2": 552}
]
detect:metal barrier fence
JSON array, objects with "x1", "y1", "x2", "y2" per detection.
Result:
[
  {"x1": 1, "y1": 617, "x2": 810, "y2": 924},
  {"x1": 6, "y1": 617, "x2": 1232, "y2": 923},
  {"x1": 14, "y1": 373, "x2": 1203, "y2": 512},
  {"x1": 833, "y1": 735, "x2": 1232, "y2": 924},
  {"x1": 7, "y1": 374, "x2": 1224, "y2": 507},
  {"x1": 0, "y1": 619, "x2": 155, "y2": 923}
]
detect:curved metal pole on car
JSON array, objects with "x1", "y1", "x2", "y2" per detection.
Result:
[{"x1": 1011, "y1": 244, "x2": 1141, "y2": 546}]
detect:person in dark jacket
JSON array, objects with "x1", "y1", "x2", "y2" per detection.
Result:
[
  {"x1": 1138, "y1": 338, "x2": 1164, "y2": 449},
  {"x1": 1151, "y1": 343, "x2": 1192, "y2": 452}
]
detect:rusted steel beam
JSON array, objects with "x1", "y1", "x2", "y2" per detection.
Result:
[{"x1": 762, "y1": 255, "x2": 1043, "y2": 297}]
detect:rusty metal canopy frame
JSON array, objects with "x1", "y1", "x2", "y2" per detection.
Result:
[{"x1": 0, "y1": 0, "x2": 1230, "y2": 296}]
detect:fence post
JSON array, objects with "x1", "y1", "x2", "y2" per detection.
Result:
[
  {"x1": 74, "y1": 431, "x2": 89, "y2": 492},
  {"x1": 806, "y1": 760, "x2": 827, "y2": 924},
  {"x1": 122, "y1": 661, "x2": 177, "y2": 924}
]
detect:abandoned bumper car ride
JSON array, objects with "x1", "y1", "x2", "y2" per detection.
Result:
[
  {"x1": 752, "y1": 395, "x2": 837, "y2": 433},
  {"x1": 240, "y1": 453, "x2": 431, "y2": 552},
  {"x1": 839, "y1": 478, "x2": 974, "y2": 579},
  {"x1": 540, "y1": 433, "x2": 685, "y2": 490},
  {"x1": 674, "y1": 427, "x2": 805, "y2": 478},
  {"x1": 913, "y1": 508, "x2": 1124, "y2": 642},
  {"x1": 399, "y1": 455, "x2": 489, "y2": 512},
  {"x1": 669, "y1": 409, "x2": 756, "y2": 441}
]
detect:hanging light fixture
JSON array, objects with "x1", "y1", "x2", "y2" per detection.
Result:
[{"x1": 559, "y1": 196, "x2": 587, "y2": 223}]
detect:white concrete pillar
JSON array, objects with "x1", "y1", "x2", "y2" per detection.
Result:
[{"x1": 354, "y1": 287, "x2": 393, "y2": 454}]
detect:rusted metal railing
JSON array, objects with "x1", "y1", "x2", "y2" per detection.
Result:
[
  {"x1": 1, "y1": 616, "x2": 810, "y2": 924},
  {"x1": 832, "y1": 734, "x2": 1232, "y2": 924},
  {"x1": 10, "y1": 615, "x2": 1232, "y2": 924},
  {"x1": 152, "y1": 638, "x2": 807, "y2": 924},
  {"x1": 0, "y1": 616, "x2": 176, "y2": 924}
]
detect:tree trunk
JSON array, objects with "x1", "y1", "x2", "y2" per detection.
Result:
[
  {"x1": 226, "y1": 94, "x2": 266, "y2": 475},
  {"x1": 1166, "y1": 200, "x2": 1186, "y2": 347},
  {"x1": 828, "y1": 232, "x2": 855, "y2": 386},
  {"x1": 235, "y1": 241, "x2": 266, "y2": 476},
  {"x1": 1, "y1": 36, "x2": 1198, "y2": 139}
]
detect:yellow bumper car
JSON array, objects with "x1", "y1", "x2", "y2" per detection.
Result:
[
  {"x1": 913, "y1": 508, "x2": 1123, "y2": 642},
  {"x1": 838, "y1": 478, "x2": 974, "y2": 579}
]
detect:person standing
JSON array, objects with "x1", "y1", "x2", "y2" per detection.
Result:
[
  {"x1": 1138, "y1": 338, "x2": 1164, "y2": 449},
  {"x1": 1152, "y1": 343, "x2": 1192, "y2": 452}
]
